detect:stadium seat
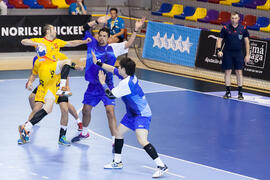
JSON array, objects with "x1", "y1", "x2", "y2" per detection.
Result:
[
  {"x1": 198, "y1": 9, "x2": 219, "y2": 23},
  {"x1": 220, "y1": 0, "x2": 240, "y2": 6},
  {"x1": 174, "y1": 6, "x2": 195, "y2": 19},
  {"x1": 197, "y1": 0, "x2": 208, "y2": 2},
  {"x1": 208, "y1": 0, "x2": 221, "y2": 3},
  {"x1": 23, "y1": 0, "x2": 43, "y2": 8},
  {"x1": 37, "y1": 0, "x2": 57, "y2": 8},
  {"x1": 210, "y1": 11, "x2": 231, "y2": 25},
  {"x1": 151, "y1": 3, "x2": 172, "y2": 16},
  {"x1": 245, "y1": 0, "x2": 267, "y2": 8},
  {"x1": 8, "y1": 0, "x2": 29, "y2": 8},
  {"x1": 232, "y1": 0, "x2": 253, "y2": 7},
  {"x1": 65, "y1": 0, "x2": 76, "y2": 5},
  {"x1": 257, "y1": 0, "x2": 270, "y2": 10},
  {"x1": 162, "y1": 4, "x2": 183, "y2": 18},
  {"x1": 247, "y1": 17, "x2": 269, "y2": 31},
  {"x1": 52, "y1": 0, "x2": 69, "y2": 8},
  {"x1": 3, "y1": 0, "x2": 14, "y2": 8},
  {"x1": 242, "y1": 15, "x2": 257, "y2": 26},
  {"x1": 260, "y1": 23, "x2": 270, "y2": 32},
  {"x1": 186, "y1": 7, "x2": 207, "y2": 21}
]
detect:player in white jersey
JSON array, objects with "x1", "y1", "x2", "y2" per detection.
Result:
[{"x1": 93, "y1": 52, "x2": 168, "y2": 178}]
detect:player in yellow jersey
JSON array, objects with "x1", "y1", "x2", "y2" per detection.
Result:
[{"x1": 18, "y1": 24, "x2": 89, "y2": 145}]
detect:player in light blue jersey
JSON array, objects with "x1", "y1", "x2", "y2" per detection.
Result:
[
  {"x1": 71, "y1": 16, "x2": 146, "y2": 144},
  {"x1": 93, "y1": 52, "x2": 168, "y2": 178}
]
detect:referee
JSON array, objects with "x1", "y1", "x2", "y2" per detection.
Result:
[{"x1": 217, "y1": 12, "x2": 250, "y2": 100}]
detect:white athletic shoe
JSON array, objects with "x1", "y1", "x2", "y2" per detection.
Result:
[
  {"x1": 56, "y1": 87, "x2": 72, "y2": 97},
  {"x1": 104, "y1": 161, "x2": 123, "y2": 169},
  {"x1": 152, "y1": 165, "x2": 168, "y2": 178}
]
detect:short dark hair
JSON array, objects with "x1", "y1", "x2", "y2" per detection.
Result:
[
  {"x1": 110, "y1": 8, "x2": 118, "y2": 13},
  {"x1": 119, "y1": 57, "x2": 136, "y2": 76},
  {"x1": 42, "y1": 24, "x2": 52, "y2": 36},
  {"x1": 231, "y1": 11, "x2": 240, "y2": 17},
  {"x1": 98, "y1": 27, "x2": 110, "y2": 37}
]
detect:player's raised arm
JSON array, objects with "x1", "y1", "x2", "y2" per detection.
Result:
[
  {"x1": 124, "y1": 17, "x2": 145, "y2": 49},
  {"x1": 81, "y1": 15, "x2": 111, "y2": 31},
  {"x1": 21, "y1": 39, "x2": 44, "y2": 48},
  {"x1": 64, "y1": 38, "x2": 91, "y2": 47},
  {"x1": 91, "y1": 51, "x2": 115, "y2": 73}
]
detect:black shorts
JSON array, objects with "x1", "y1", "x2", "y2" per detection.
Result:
[
  {"x1": 118, "y1": 36, "x2": 124, "y2": 42},
  {"x1": 32, "y1": 86, "x2": 68, "y2": 104},
  {"x1": 222, "y1": 51, "x2": 244, "y2": 70}
]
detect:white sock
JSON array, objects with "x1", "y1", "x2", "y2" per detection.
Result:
[
  {"x1": 82, "y1": 127, "x2": 88, "y2": 136},
  {"x1": 154, "y1": 157, "x2": 165, "y2": 167},
  {"x1": 112, "y1": 136, "x2": 115, "y2": 144},
  {"x1": 61, "y1": 125, "x2": 67, "y2": 130},
  {"x1": 76, "y1": 118, "x2": 82, "y2": 123},
  {"x1": 114, "y1": 153, "x2": 122, "y2": 163},
  {"x1": 60, "y1": 79, "x2": 66, "y2": 88},
  {"x1": 24, "y1": 121, "x2": 33, "y2": 132}
]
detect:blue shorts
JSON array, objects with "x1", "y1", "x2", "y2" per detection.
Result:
[
  {"x1": 82, "y1": 83, "x2": 115, "y2": 107},
  {"x1": 120, "y1": 114, "x2": 151, "y2": 131},
  {"x1": 222, "y1": 51, "x2": 244, "y2": 70}
]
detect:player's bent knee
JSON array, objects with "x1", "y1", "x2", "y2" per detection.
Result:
[{"x1": 82, "y1": 105, "x2": 92, "y2": 115}]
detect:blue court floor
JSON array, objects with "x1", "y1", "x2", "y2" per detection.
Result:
[{"x1": 0, "y1": 76, "x2": 268, "y2": 180}]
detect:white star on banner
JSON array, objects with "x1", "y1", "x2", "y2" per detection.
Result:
[{"x1": 151, "y1": 32, "x2": 193, "y2": 54}]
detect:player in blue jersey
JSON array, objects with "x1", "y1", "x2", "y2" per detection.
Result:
[
  {"x1": 71, "y1": 16, "x2": 146, "y2": 144},
  {"x1": 93, "y1": 53, "x2": 168, "y2": 178}
]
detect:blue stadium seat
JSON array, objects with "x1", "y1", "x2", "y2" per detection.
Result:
[
  {"x1": 232, "y1": 0, "x2": 253, "y2": 7},
  {"x1": 247, "y1": 17, "x2": 269, "y2": 31},
  {"x1": 23, "y1": 0, "x2": 43, "y2": 8},
  {"x1": 174, "y1": 6, "x2": 195, "y2": 19},
  {"x1": 151, "y1": 3, "x2": 172, "y2": 16}
]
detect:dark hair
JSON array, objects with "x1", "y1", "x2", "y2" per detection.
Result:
[
  {"x1": 119, "y1": 57, "x2": 136, "y2": 76},
  {"x1": 98, "y1": 27, "x2": 110, "y2": 37},
  {"x1": 42, "y1": 24, "x2": 52, "y2": 36},
  {"x1": 110, "y1": 8, "x2": 118, "y2": 14},
  {"x1": 231, "y1": 11, "x2": 240, "y2": 17}
]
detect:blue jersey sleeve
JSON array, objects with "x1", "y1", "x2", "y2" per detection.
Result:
[
  {"x1": 114, "y1": 68, "x2": 124, "y2": 80},
  {"x1": 69, "y1": 3, "x2": 77, "y2": 14},
  {"x1": 119, "y1": 18, "x2": 125, "y2": 29}
]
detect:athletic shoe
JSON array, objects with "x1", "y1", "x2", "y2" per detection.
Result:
[
  {"x1": 77, "y1": 122, "x2": 83, "y2": 131},
  {"x1": 56, "y1": 87, "x2": 72, "y2": 97},
  {"x1": 58, "y1": 135, "x2": 71, "y2": 146},
  {"x1": 18, "y1": 125, "x2": 30, "y2": 144},
  {"x1": 17, "y1": 136, "x2": 30, "y2": 145},
  {"x1": 152, "y1": 165, "x2": 168, "y2": 178},
  {"x1": 223, "y1": 91, "x2": 231, "y2": 99},
  {"x1": 71, "y1": 132, "x2": 90, "y2": 143},
  {"x1": 104, "y1": 161, "x2": 123, "y2": 169},
  {"x1": 238, "y1": 93, "x2": 244, "y2": 100}
]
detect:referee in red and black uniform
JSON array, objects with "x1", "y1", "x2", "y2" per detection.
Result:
[{"x1": 216, "y1": 12, "x2": 250, "y2": 100}]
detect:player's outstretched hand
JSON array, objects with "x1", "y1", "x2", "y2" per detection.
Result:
[
  {"x1": 25, "y1": 80, "x2": 33, "y2": 91},
  {"x1": 135, "y1": 17, "x2": 146, "y2": 31},
  {"x1": 75, "y1": 64, "x2": 85, "y2": 71},
  {"x1": 98, "y1": 70, "x2": 106, "y2": 85},
  {"x1": 91, "y1": 51, "x2": 98, "y2": 64},
  {"x1": 97, "y1": 15, "x2": 111, "y2": 24}
]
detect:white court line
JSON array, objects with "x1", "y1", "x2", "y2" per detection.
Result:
[
  {"x1": 86, "y1": 125, "x2": 259, "y2": 180},
  {"x1": 41, "y1": 176, "x2": 49, "y2": 179},
  {"x1": 142, "y1": 165, "x2": 185, "y2": 179},
  {"x1": 30, "y1": 172, "x2": 38, "y2": 176}
]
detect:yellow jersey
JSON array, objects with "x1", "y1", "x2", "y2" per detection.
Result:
[{"x1": 31, "y1": 37, "x2": 67, "y2": 61}]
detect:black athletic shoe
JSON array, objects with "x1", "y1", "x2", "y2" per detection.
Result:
[
  {"x1": 223, "y1": 91, "x2": 231, "y2": 99},
  {"x1": 238, "y1": 93, "x2": 244, "y2": 100}
]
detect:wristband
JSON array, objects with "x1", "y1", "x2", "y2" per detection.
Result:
[
  {"x1": 83, "y1": 23, "x2": 90, "y2": 31},
  {"x1": 96, "y1": 61, "x2": 103, "y2": 67},
  {"x1": 95, "y1": 20, "x2": 99, "y2": 24},
  {"x1": 71, "y1": 62, "x2": 76, "y2": 70},
  {"x1": 134, "y1": 29, "x2": 139, "y2": 33},
  {"x1": 102, "y1": 83, "x2": 108, "y2": 90}
]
